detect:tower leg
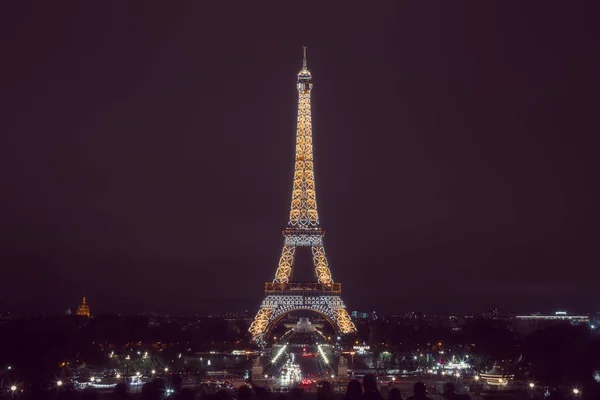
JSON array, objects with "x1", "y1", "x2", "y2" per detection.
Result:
[
  {"x1": 273, "y1": 245, "x2": 295, "y2": 284},
  {"x1": 249, "y1": 306, "x2": 274, "y2": 345},
  {"x1": 311, "y1": 245, "x2": 333, "y2": 284}
]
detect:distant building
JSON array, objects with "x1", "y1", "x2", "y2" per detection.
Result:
[
  {"x1": 76, "y1": 296, "x2": 91, "y2": 318},
  {"x1": 479, "y1": 362, "x2": 514, "y2": 388},
  {"x1": 351, "y1": 311, "x2": 377, "y2": 321},
  {"x1": 483, "y1": 305, "x2": 499, "y2": 319},
  {"x1": 514, "y1": 311, "x2": 589, "y2": 333}
]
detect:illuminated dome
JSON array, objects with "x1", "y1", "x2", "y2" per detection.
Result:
[{"x1": 76, "y1": 296, "x2": 91, "y2": 318}]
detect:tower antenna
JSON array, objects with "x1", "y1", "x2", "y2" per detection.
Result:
[{"x1": 302, "y1": 46, "x2": 307, "y2": 69}]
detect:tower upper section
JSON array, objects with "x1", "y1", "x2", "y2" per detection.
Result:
[
  {"x1": 289, "y1": 46, "x2": 319, "y2": 228},
  {"x1": 297, "y1": 46, "x2": 313, "y2": 89}
]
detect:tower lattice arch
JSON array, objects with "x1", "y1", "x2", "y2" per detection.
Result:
[{"x1": 249, "y1": 48, "x2": 356, "y2": 344}]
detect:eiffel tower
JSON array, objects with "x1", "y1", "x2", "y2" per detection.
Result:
[{"x1": 249, "y1": 47, "x2": 357, "y2": 344}]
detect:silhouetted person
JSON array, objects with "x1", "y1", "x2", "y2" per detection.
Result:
[
  {"x1": 547, "y1": 390, "x2": 567, "y2": 400},
  {"x1": 343, "y1": 379, "x2": 362, "y2": 400},
  {"x1": 113, "y1": 382, "x2": 129, "y2": 400},
  {"x1": 380, "y1": 385, "x2": 389, "y2": 400},
  {"x1": 442, "y1": 383, "x2": 469, "y2": 400},
  {"x1": 362, "y1": 374, "x2": 382, "y2": 400},
  {"x1": 171, "y1": 374, "x2": 183, "y2": 393},
  {"x1": 81, "y1": 388, "x2": 99, "y2": 400},
  {"x1": 407, "y1": 382, "x2": 431, "y2": 400},
  {"x1": 318, "y1": 381, "x2": 333, "y2": 400},
  {"x1": 389, "y1": 388, "x2": 401, "y2": 400},
  {"x1": 141, "y1": 382, "x2": 156, "y2": 400},
  {"x1": 216, "y1": 389, "x2": 231, "y2": 400},
  {"x1": 180, "y1": 388, "x2": 195, "y2": 400},
  {"x1": 441, "y1": 383, "x2": 456, "y2": 400},
  {"x1": 238, "y1": 385, "x2": 253, "y2": 400},
  {"x1": 252, "y1": 385, "x2": 270, "y2": 400},
  {"x1": 289, "y1": 387, "x2": 305, "y2": 400},
  {"x1": 152, "y1": 378, "x2": 166, "y2": 394}
]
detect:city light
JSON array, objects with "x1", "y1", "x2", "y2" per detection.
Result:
[
  {"x1": 90, "y1": 377, "x2": 95, "y2": 382},
  {"x1": 529, "y1": 383, "x2": 534, "y2": 389},
  {"x1": 11, "y1": 386, "x2": 16, "y2": 392},
  {"x1": 151, "y1": 370, "x2": 156, "y2": 375},
  {"x1": 116, "y1": 374, "x2": 121, "y2": 379},
  {"x1": 331, "y1": 374, "x2": 335, "y2": 379},
  {"x1": 164, "y1": 367, "x2": 169, "y2": 372},
  {"x1": 272, "y1": 344, "x2": 288, "y2": 363},
  {"x1": 57, "y1": 381, "x2": 63, "y2": 387},
  {"x1": 573, "y1": 388, "x2": 580, "y2": 395},
  {"x1": 474, "y1": 376, "x2": 480, "y2": 381},
  {"x1": 136, "y1": 372, "x2": 141, "y2": 377},
  {"x1": 317, "y1": 344, "x2": 329, "y2": 364}
]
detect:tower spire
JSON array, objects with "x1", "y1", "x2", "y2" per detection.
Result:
[{"x1": 302, "y1": 46, "x2": 307, "y2": 69}]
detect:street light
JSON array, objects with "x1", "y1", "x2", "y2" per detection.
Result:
[
  {"x1": 529, "y1": 383, "x2": 535, "y2": 389},
  {"x1": 90, "y1": 377, "x2": 95, "y2": 383},
  {"x1": 474, "y1": 376, "x2": 480, "y2": 382},
  {"x1": 331, "y1": 375, "x2": 335, "y2": 379},
  {"x1": 164, "y1": 367, "x2": 169, "y2": 373},
  {"x1": 151, "y1": 370, "x2": 156, "y2": 375},
  {"x1": 573, "y1": 388, "x2": 580, "y2": 395},
  {"x1": 116, "y1": 374, "x2": 121, "y2": 379},
  {"x1": 57, "y1": 381, "x2": 63, "y2": 387},
  {"x1": 11, "y1": 386, "x2": 17, "y2": 392}
]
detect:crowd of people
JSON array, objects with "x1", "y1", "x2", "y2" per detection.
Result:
[
  {"x1": 103, "y1": 374, "x2": 458, "y2": 400},
  {"x1": 7, "y1": 374, "x2": 470, "y2": 400}
]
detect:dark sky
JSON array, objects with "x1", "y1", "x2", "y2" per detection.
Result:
[{"x1": 1, "y1": 2, "x2": 598, "y2": 315}]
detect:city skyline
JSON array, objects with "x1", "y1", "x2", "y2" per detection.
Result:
[{"x1": 1, "y1": 2, "x2": 598, "y2": 315}]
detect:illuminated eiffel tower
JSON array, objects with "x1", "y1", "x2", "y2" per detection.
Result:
[{"x1": 249, "y1": 47, "x2": 357, "y2": 344}]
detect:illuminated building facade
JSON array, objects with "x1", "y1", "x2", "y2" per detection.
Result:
[
  {"x1": 248, "y1": 48, "x2": 356, "y2": 344},
  {"x1": 514, "y1": 311, "x2": 589, "y2": 334},
  {"x1": 76, "y1": 296, "x2": 91, "y2": 317}
]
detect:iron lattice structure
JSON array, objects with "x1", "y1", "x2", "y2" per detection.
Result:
[{"x1": 249, "y1": 48, "x2": 357, "y2": 344}]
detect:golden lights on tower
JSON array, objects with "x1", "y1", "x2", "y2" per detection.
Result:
[{"x1": 248, "y1": 48, "x2": 356, "y2": 343}]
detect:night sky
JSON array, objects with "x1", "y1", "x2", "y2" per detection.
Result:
[{"x1": 1, "y1": 2, "x2": 598, "y2": 315}]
